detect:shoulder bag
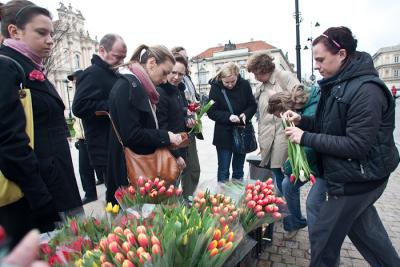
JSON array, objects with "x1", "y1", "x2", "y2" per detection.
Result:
[
  {"x1": 221, "y1": 89, "x2": 257, "y2": 154},
  {"x1": 0, "y1": 55, "x2": 34, "y2": 207}
]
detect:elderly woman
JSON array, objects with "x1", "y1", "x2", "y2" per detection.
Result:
[
  {"x1": 246, "y1": 52, "x2": 300, "y2": 195},
  {"x1": 207, "y1": 62, "x2": 257, "y2": 182}
]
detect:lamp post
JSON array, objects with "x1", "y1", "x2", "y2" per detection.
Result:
[
  {"x1": 303, "y1": 22, "x2": 320, "y2": 83},
  {"x1": 294, "y1": 0, "x2": 302, "y2": 81},
  {"x1": 63, "y1": 79, "x2": 72, "y2": 119}
]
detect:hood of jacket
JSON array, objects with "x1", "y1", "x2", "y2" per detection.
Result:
[{"x1": 318, "y1": 51, "x2": 378, "y2": 88}]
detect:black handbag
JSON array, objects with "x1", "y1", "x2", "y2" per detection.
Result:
[{"x1": 221, "y1": 89, "x2": 258, "y2": 154}]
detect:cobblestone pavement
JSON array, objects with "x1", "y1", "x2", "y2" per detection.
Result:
[{"x1": 70, "y1": 115, "x2": 400, "y2": 267}]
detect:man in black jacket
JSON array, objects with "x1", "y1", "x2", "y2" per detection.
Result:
[
  {"x1": 285, "y1": 27, "x2": 400, "y2": 266},
  {"x1": 72, "y1": 34, "x2": 126, "y2": 204}
]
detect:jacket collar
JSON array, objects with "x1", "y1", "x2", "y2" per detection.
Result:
[
  {"x1": 0, "y1": 45, "x2": 65, "y2": 106},
  {"x1": 266, "y1": 70, "x2": 277, "y2": 85},
  {"x1": 91, "y1": 54, "x2": 117, "y2": 76}
]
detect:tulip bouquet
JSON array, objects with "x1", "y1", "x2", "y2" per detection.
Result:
[
  {"x1": 188, "y1": 100, "x2": 215, "y2": 135},
  {"x1": 192, "y1": 190, "x2": 239, "y2": 226},
  {"x1": 149, "y1": 205, "x2": 242, "y2": 267},
  {"x1": 239, "y1": 179, "x2": 284, "y2": 233},
  {"x1": 281, "y1": 113, "x2": 316, "y2": 184},
  {"x1": 114, "y1": 176, "x2": 182, "y2": 210}
]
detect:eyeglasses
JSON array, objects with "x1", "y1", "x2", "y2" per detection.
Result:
[
  {"x1": 321, "y1": 33, "x2": 341, "y2": 49},
  {"x1": 171, "y1": 71, "x2": 185, "y2": 77}
]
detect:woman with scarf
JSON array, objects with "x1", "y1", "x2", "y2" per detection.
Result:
[
  {"x1": 0, "y1": 0, "x2": 82, "y2": 248},
  {"x1": 106, "y1": 44, "x2": 183, "y2": 203}
]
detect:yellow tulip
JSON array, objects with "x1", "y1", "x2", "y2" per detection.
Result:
[
  {"x1": 112, "y1": 204, "x2": 120, "y2": 214},
  {"x1": 93, "y1": 262, "x2": 98, "y2": 267},
  {"x1": 105, "y1": 202, "x2": 113, "y2": 212},
  {"x1": 75, "y1": 259, "x2": 83, "y2": 267}
]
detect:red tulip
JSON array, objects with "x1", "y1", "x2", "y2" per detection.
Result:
[
  {"x1": 138, "y1": 233, "x2": 149, "y2": 248},
  {"x1": 122, "y1": 259, "x2": 135, "y2": 267},
  {"x1": 310, "y1": 174, "x2": 316, "y2": 184},
  {"x1": 151, "y1": 235, "x2": 160, "y2": 246},
  {"x1": 213, "y1": 229, "x2": 221, "y2": 240},
  {"x1": 126, "y1": 233, "x2": 136, "y2": 246},
  {"x1": 140, "y1": 187, "x2": 146, "y2": 196},
  {"x1": 40, "y1": 243, "x2": 52, "y2": 255},
  {"x1": 126, "y1": 251, "x2": 135, "y2": 261},
  {"x1": 175, "y1": 188, "x2": 183, "y2": 196},
  {"x1": 158, "y1": 186, "x2": 166, "y2": 194},
  {"x1": 144, "y1": 182, "x2": 151, "y2": 192},
  {"x1": 70, "y1": 220, "x2": 78, "y2": 235},
  {"x1": 101, "y1": 262, "x2": 114, "y2": 267},
  {"x1": 266, "y1": 178, "x2": 273, "y2": 185},
  {"x1": 99, "y1": 239, "x2": 108, "y2": 252},
  {"x1": 128, "y1": 186, "x2": 135, "y2": 194},
  {"x1": 115, "y1": 252, "x2": 125, "y2": 263},
  {"x1": 254, "y1": 205, "x2": 263, "y2": 212},
  {"x1": 107, "y1": 233, "x2": 119, "y2": 243},
  {"x1": 113, "y1": 226, "x2": 123, "y2": 235},
  {"x1": 136, "y1": 247, "x2": 146, "y2": 256},
  {"x1": 256, "y1": 211, "x2": 265, "y2": 218},
  {"x1": 210, "y1": 247, "x2": 218, "y2": 257},
  {"x1": 136, "y1": 225, "x2": 146, "y2": 234},
  {"x1": 137, "y1": 176, "x2": 145, "y2": 186},
  {"x1": 247, "y1": 200, "x2": 256, "y2": 209},
  {"x1": 108, "y1": 241, "x2": 119, "y2": 253},
  {"x1": 152, "y1": 243, "x2": 162, "y2": 255},
  {"x1": 290, "y1": 174, "x2": 296, "y2": 183},
  {"x1": 122, "y1": 241, "x2": 131, "y2": 253},
  {"x1": 272, "y1": 212, "x2": 282, "y2": 219},
  {"x1": 265, "y1": 205, "x2": 274, "y2": 213}
]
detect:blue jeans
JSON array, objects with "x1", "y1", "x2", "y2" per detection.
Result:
[
  {"x1": 282, "y1": 176, "x2": 307, "y2": 231},
  {"x1": 216, "y1": 147, "x2": 246, "y2": 182},
  {"x1": 271, "y1": 168, "x2": 284, "y2": 196}
]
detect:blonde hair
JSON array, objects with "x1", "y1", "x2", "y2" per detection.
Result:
[
  {"x1": 267, "y1": 84, "x2": 309, "y2": 114},
  {"x1": 213, "y1": 62, "x2": 240, "y2": 81}
]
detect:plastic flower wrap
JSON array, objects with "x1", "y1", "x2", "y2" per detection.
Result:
[
  {"x1": 239, "y1": 179, "x2": 285, "y2": 233},
  {"x1": 192, "y1": 190, "x2": 239, "y2": 226},
  {"x1": 114, "y1": 176, "x2": 182, "y2": 211},
  {"x1": 188, "y1": 100, "x2": 215, "y2": 135},
  {"x1": 281, "y1": 113, "x2": 316, "y2": 184}
]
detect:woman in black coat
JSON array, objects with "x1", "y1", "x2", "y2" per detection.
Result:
[
  {"x1": 0, "y1": 1, "x2": 82, "y2": 247},
  {"x1": 106, "y1": 44, "x2": 183, "y2": 203},
  {"x1": 156, "y1": 54, "x2": 195, "y2": 174},
  {"x1": 207, "y1": 62, "x2": 257, "y2": 182}
]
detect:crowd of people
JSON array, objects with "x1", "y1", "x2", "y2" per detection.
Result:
[{"x1": 0, "y1": 0, "x2": 400, "y2": 266}]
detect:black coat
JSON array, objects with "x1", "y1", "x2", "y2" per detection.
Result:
[
  {"x1": 72, "y1": 55, "x2": 118, "y2": 167},
  {"x1": 156, "y1": 82, "x2": 188, "y2": 159},
  {"x1": 0, "y1": 46, "x2": 82, "y2": 212},
  {"x1": 207, "y1": 75, "x2": 257, "y2": 149},
  {"x1": 300, "y1": 52, "x2": 399, "y2": 195},
  {"x1": 106, "y1": 74, "x2": 170, "y2": 202}
]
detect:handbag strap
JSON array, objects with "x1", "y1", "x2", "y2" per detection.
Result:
[
  {"x1": 0, "y1": 55, "x2": 27, "y2": 89},
  {"x1": 96, "y1": 110, "x2": 125, "y2": 148},
  {"x1": 221, "y1": 89, "x2": 234, "y2": 114}
]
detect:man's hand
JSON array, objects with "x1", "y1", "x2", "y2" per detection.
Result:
[
  {"x1": 229, "y1": 115, "x2": 240, "y2": 123},
  {"x1": 285, "y1": 126, "x2": 304, "y2": 144},
  {"x1": 282, "y1": 110, "x2": 301, "y2": 125}
]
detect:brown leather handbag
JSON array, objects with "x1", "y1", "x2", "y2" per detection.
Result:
[{"x1": 97, "y1": 109, "x2": 188, "y2": 185}]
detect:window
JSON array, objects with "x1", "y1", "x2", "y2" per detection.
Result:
[
  {"x1": 395, "y1": 55, "x2": 399, "y2": 63},
  {"x1": 199, "y1": 66, "x2": 208, "y2": 85},
  {"x1": 74, "y1": 54, "x2": 80, "y2": 69},
  {"x1": 394, "y1": 69, "x2": 399, "y2": 78}
]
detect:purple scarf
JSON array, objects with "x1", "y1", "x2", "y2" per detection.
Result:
[
  {"x1": 3, "y1": 38, "x2": 45, "y2": 71},
  {"x1": 128, "y1": 63, "x2": 159, "y2": 104}
]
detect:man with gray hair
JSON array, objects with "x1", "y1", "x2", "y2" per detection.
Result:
[{"x1": 72, "y1": 34, "x2": 126, "y2": 204}]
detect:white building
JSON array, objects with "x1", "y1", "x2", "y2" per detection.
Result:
[
  {"x1": 372, "y1": 44, "x2": 400, "y2": 91},
  {"x1": 189, "y1": 40, "x2": 295, "y2": 95},
  {"x1": 46, "y1": 3, "x2": 98, "y2": 118}
]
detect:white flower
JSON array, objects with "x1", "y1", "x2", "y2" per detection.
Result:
[{"x1": 299, "y1": 169, "x2": 306, "y2": 182}]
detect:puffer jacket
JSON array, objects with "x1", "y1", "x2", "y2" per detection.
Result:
[{"x1": 300, "y1": 51, "x2": 399, "y2": 195}]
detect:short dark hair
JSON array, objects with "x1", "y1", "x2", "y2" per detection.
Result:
[
  {"x1": 99, "y1": 33, "x2": 122, "y2": 52},
  {"x1": 171, "y1": 46, "x2": 186, "y2": 54},
  {"x1": 247, "y1": 52, "x2": 275, "y2": 74},
  {"x1": 173, "y1": 53, "x2": 188, "y2": 71},
  {"x1": 0, "y1": 0, "x2": 51, "y2": 38},
  {"x1": 313, "y1": 26, "x2": 358, "y2": 58}
]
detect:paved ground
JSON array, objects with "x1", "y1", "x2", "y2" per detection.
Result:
[{"x1": 70, "y1": 106, "x2": 400, "y2": 266}]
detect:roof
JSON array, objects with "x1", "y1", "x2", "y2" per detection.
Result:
[
  {"x1": 194, "y1": 40, "x2": 276, "y2": 59},
  {"x1": 373, "y1": 44, "x2": 400, "y2": 59}
]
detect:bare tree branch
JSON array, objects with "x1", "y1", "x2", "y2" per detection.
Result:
[{"x1": 43, "y1": 21, "x2": 70, "y2": 74}]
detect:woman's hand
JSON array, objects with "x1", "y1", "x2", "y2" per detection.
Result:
[
  {"x1": 229, "y1": 115, "x2": 240, "y2": 123},
  {"x1": 285, "y1": 126, "x2": 304, "y2": 144},
  {"x1": 283, "y1": 110, "x2": 301, "y2": 125},
  {"x1": 168, "y1": 132, "x2": 182, "y2": 146},
  {"x1": 177, "y1": 157, "x2": 186, "y2": 170},
  {"x1": 186, "y1": 118, "x2": 196, "y2": 128}
]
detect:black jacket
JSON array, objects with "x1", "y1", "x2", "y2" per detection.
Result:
[
  {"x1": 207, "y1": 75, "x2": 257, "y2": 149},
  {"x1": 72, "y1": 55, "x2": 118, "y2": 167},
  {"x1": 0, "y1": 46, "x2": 82, "y2": 212},
  {"x1": 300, "y1": 52, "x2": 399, "y2": 195},
  {"x1": 106, "y1": 74, "x2": 170, "y2": 202},
  {"x1": 156, "y1": 82, "x2": 188, "y2": 159}
]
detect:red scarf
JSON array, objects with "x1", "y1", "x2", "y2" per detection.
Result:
[{"x1": 128, "y1": 63, "x2": 159, "y2": 104}]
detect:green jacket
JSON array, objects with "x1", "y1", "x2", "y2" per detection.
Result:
[{"x1": 283, "y1": 85, "x2": 320, "y2": 177}]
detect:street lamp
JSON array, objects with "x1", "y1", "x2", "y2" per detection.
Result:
[
  {"x1": 294, "y1": 0, "x2": 302, "y2": 81},
  {"x1": 303, "y1": 22, "x2": 320, "y2": 83},
  {"x1": 63, "y1": 79, "x2": 72, "y2": 119}
]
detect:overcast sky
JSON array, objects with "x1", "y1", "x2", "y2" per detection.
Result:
[{"x1": 35, "y1": 0, "x2": 399, "y2": 79}]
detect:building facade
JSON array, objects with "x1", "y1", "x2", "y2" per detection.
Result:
[
  {"x1": 189, "y1": 40, "x2": 294, "y2": 95},
  {"x1": 372, "y1": 44, "x2": 400, "y2": 91},
  {"x1": 46, "y1": 3, "x2": 98, "y2": 118}
]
